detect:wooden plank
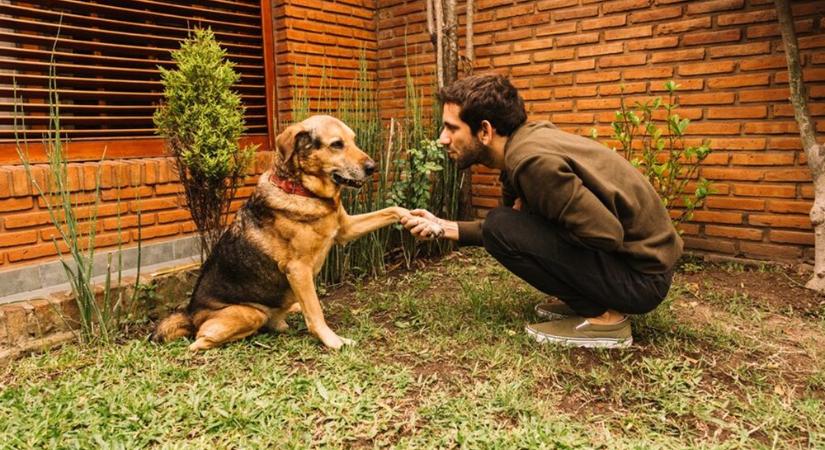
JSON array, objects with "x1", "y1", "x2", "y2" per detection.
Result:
[
  {"x1": 0, "y1": 135, "x2": 270, "y2": 164},
  {"x1": 261, "y1": 0, "x2": 278, "y2": 150}
]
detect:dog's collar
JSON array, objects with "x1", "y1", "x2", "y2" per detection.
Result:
[{"x1": 269, "y1": 172, "x2": 317, "y2": 198}]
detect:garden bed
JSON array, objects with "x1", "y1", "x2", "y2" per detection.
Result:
[{"x1": 1, "y1": 249, "x2": 823, "y2": 448}]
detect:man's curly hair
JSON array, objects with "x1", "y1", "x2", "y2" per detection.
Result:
[{"x1": 436, "y1": 74, "x2": 527, "y2": 137}]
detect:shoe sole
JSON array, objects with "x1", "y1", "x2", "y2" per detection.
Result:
[{"x1": 525, "y1": 325, "x2": 632, "y2": 349}]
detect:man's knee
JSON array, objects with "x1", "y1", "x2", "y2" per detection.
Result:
[{"x1": 481, "y1": 207, "x2": 516, "y2": 253}]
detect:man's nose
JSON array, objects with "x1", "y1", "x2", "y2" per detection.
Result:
[
  {"x1": 363, "y1": 159, "x2": 376, "y2": 176},
  {"x1": 438, "y1": 130, "x2": 450, "y2": 146}
]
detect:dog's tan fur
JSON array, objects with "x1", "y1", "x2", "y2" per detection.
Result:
[{"x1": 151, "y1": 115, "x2": 408, "y2": 350}]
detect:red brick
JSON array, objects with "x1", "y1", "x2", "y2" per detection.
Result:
[
  {"x1": 554, "y1": 86, "x2": 598, "y2": 98},
  {"x1": 0, "y1": 230, "x2": 38, "y2": 248},
  {"x1": 577, "y1": 98, "x2": 623, "y2": 110},
  {"x1": 532, "y1": 74, "x2": 575, "y2": 87},
  {"x1": 683, "y1": 29, "x2": 741, "y2": 46},
  {"x1": 628, "y1": 37, "x2": 679, "y2": 51},
  {"x1": 623, "y1": 67, "x2": 673, "y2": 79},
  {"x1": 0, "y1": 197, "x2": 34, "y2": 212},
  {"x1": 132, "y1": 223, "x2": 180, "y2": 240},
  {"x1": 131, "y1": 197, "x2": 179, "y2": 213},
  {"x1": 493, "y1": 54, "x2": 531, "y2": 66},
  {"x1": 581, "y1": 15, "x2": 627, "y2": 30},
  {"x1": 7, "y1": 241, "x2": 69, "y2": 262},
  {"x1": 576, "y1": 71, "x2": 622, "y2": 84},
  {"x1": 730, "y1": 153, "x2": 795, "y2": 166},
  {"x1": 705, "y1": 197, "x2": 765, "y2": 211},
  {"x1": 701, "y1": 168, "x2": 764, "y2": 181},
  {"x1": 743, "y1": 122, "x2": 799, "y2": 134},
  {"x1": 472, "y1": 197, "x2": 502, "y2": 208},
  {"x1": 630, "y1": 6, "x2": 682, "y2": 23},
  {"x1": 102, "y1": 214, "x2": 156, "y2": 231},
  {"x1": 739, "y1": 56, "x2": 789, "y2": 71},
  {"x1": 707, "y1": 74, "x2": 770, "y2": 89},
  {"x1": 650, "y1": 48, "x2": 705, "y2": 63},
  {"x1": 683, "y1": 236, "x2": 737, "y2": 254},
  {"x1": 763, "y1": 169, "x2": 811, "y2": 182},
  {"x1": 718, "y1": 9, "x2": 776, "y2": 26},
  {"x1": 578, "y1": 43, "x2": 624, "y2": 57},
  {"x1": 101, "y1": 186, "x2": 155, "y2": 201},
  {"x1": 709, "y1": 138, "x2": 766, "y2": 150},
  {"x1": 769, "y1": 230, "x2": 814, "y2": 246},
  {"x1": 495, "y1": 28, "x2": 533, "y2": 43},
  {"x1": 157, "y1": 209, "x2": 193, "y2": 224},
  {"x1": 516, "y1": 37, "x2": 555, "y2": 52},
  {"x1": 685, "y1": 122, "x2": 741, "y2": 135},
  {"x1": 599, "y1": 54, "x2": 647, "y2": 68},
  {"x1": 553, "y1": 59, "x2": 596, "y2": 73},
  {"x1": 532, "y1": 100, "x2": 574, "y2": 113},
  {"x1": 766, "y1": 200, "x2": 812, "y2": 214},
  {"x1": 732, "y1": 184, "x2": 795, "y2": 198},
  {"x1": 553, "y1": 6, "x2": 599, "y2": 20},
  {"x1": 522, "y1": 89, "x2": 553, "y2": 101},
  {"x1": 551, "y1": 113, "x2": 595, "y2": 124},
  {"x1": 691, "y1": 210, "x2": 743, "y2": 224},
  {"x1": 536, "y1": 21, "x2": 578, "y2": 36},
  {"x1": 533, "y1": 48, "x2": 575, "y2": 62},
  {"x1": 799, "y1": 35, "x2": 825, "y2": 50},
  {"x1": 749, "y1": 214, "x2": 812, "y2": 230},
  {"x1": 603, "y1": 0, "x2": 651, "y2": 14},
  {"x1": 537, "y1": 0, "x2": 579, "y2": 11},
  {"x1": 686, "y1": 0, "x2": 744, "y2": 15},
  {"x1": 708, "y1": 42, "x2": 771, "y2": 58},
  {"x1": 740, "y1": 242, "x2": 801, "y2": 260},
  {"x1": 739, "y1": 88, "x2": 790, "y2": 103},
  {"x1": 556, "y1": 33, "x2": 600, "y2": 47},
  {"x1": 707, "y1": 106, "x2": 767, "y2": 119},
  {"x1": 705, "y1": 225, "x2": 763, "y2": 241},
  {"x1": 598, "y1": 82, "x2": 648, "y2": 95},
  {"x1": 0, "y1": 168, "x2": 11, "y2": 198},
  {"x1": 678, "y1": 92, "x2": 735, "y2": 105},
  {"x1": 657, "y1": 17, "x2": 711, "y2": 34},
  {"x1": 605, "y1": 25, "x2": 653, "y2": 41}
]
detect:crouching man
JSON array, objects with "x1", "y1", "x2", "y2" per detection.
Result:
[{"x1": 403, "y1": 74, "x2": 682, "y2": 348}]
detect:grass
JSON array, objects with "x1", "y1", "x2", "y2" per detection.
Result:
[{"x1": 2, "y1": 249, "x2": 823, "y2": 448}]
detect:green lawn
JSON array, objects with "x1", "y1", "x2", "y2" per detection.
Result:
[{"x1": 2, "y1": 249, "x2": 823, "y2": 448}]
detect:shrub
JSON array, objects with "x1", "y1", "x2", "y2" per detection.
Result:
[
  {"x1": 595, "y1": 81, "x2": 712, "y2": 228},
  {"x1": 153, "y1": 28, "x2": 255, "y2": 257}
]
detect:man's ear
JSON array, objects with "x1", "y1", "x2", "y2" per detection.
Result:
[
  {"x1": 477, "y1": 120, "x2": 495, "y2": 145},
  {"x1": 275, "y1": 124, "x2": 312, "y2": 164}
]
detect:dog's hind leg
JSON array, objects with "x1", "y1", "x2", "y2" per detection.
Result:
[
  {"x1": 189, "y1": 305, "x2": 268, "y2": 351},
  {"x1": 267, "y1": 294, "x2": 303, "y2": 332}
]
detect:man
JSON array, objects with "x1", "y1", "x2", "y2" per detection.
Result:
[{"x1": 402, "y1": 74, "x2": 682, "y2": 348}]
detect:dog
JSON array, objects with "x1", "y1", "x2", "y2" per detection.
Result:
[{"x1": 151, "y1": 115, "x2": 410, "y2": 350}]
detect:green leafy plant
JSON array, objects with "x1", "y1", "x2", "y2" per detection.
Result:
[
  {"x1": 14, "y1": 52, "x2": 142, "y2": 345},
  {"x1": 153, "y1": 28, "x2": 255, "y2": 258},
  {"x1": 389, "y1": 139, "x2": 446, "y2": 210},
  {"x1": 594, "y1": 81, "x2": 712, "y2": 227}
]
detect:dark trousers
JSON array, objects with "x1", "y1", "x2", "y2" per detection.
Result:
[{"x1": 481, "y1": 207, "x2": 673, "y2": 318}]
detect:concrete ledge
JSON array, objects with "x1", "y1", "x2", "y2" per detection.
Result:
[{"x1": 0, "y1": 236, "x2": 201, "y2": 305}]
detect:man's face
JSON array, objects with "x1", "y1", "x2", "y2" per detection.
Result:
[{"x1": 438, "y1": 103, "x2": 487, "y2": 170}]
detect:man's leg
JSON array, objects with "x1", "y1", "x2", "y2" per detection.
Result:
[{"x1": 480, "y1": 207, "x2": 670, "y2": 318}]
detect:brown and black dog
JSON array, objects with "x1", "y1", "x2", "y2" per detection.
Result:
[{"x1": 151, "y1": 115, "x2": 409, "y2": 350}]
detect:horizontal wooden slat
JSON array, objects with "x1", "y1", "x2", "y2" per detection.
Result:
[
  {"x1": 0, "y1": 102, "x2": 268, "y2": 114},
  {"x1": 0, "y1": 5, "x2": 264, "y2": 51},
  {"x1": 0, "y1": 135, "x2": 269, "y2": 164},
  {"x1": 0, "y1": 124, "x2": 268, "y2": 139},
  {"x1": 0, "y1": 114, "x2": 268, "y2": 125},
  {"x1": 44, "y1": 0, "x2": 261, "y2": 33},
  {"x1": 0, "y1": 58, "x2": 264, "y2": 79},
  {"x1": 0, "y1": 72, "x2": 264, "y2": 93},
  {"x1": 0, "y1": 87, "x2": 266, "y2": 102}
]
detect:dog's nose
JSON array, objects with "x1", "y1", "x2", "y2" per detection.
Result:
[{"x1": 363, "y1": 159, "x2": 376, "y2": 176}]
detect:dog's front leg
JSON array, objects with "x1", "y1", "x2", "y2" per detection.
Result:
[
  {"x1": 336, "y1": 206, "x2": 409, "y2": 244},
  {"x1": 285, "y1": 262, "x2": 353, "y2": 349}
]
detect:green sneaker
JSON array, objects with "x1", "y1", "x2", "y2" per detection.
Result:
[
  {"x1": 525, "y1": 316, "x2": 632, "y2": 349},
  {"x1": 534, "y1": 302, "x2": 576, "y2": 320}
]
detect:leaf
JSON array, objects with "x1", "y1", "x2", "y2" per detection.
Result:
[{"x1": 315, "y1": 380, "x2": 330, "y2": 401}]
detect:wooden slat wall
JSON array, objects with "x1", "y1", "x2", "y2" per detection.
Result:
[{"x1": 0, "y1": 0, "x2": 268, "y2": 148}]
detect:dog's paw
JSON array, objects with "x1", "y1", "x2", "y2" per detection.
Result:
[{"x1": 340, "y1": 336, "x2": 357, "y2": 347}]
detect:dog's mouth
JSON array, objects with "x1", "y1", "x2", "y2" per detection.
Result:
[{"x1": 332, "y1": 172, "x2": 365, "y2": 188}]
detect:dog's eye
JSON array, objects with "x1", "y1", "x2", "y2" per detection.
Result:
[{"x1": 330, "y1": 140, "x2": 345, "y2": 150}]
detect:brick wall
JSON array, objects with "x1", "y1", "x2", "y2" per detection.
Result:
[
  {"x1": 376, "y1": 0, "x2": 825, "y2": 262},
  {"x1": 274, "y1": 0, "x2": 379, "y2": 121},
  {"x1": 0, "y1": 150, "x2": 276, "y2": 269}
]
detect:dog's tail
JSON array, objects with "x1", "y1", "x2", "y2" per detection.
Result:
[{"x1": 150, "y1": 311, "x2": 195, "y2": 343}]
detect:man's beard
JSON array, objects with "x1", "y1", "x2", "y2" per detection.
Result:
[{"x1": 452, "y1": 138, "x2": 488, "y2": 171}]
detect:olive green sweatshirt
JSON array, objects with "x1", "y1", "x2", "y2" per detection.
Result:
[{"x1": 457, "y1": 121, "x2": 683, "y2": 274}]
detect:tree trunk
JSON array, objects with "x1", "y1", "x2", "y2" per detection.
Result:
[
  {"x1": 465, "y1": 0, "x2": 474, "y2": 74},
  {"x1": 774, "y1": 0, "x2": 824, "y2": 291},
  {"x1": 443, "y1": 0, "x2": 458, "y2": 87},
  {"x1": 434, "y1": 0, "x2": 444, "y2": 89}
]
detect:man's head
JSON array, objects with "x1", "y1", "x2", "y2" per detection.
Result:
[{"x1": 436, "y1": 74, "x2": 527, "y2": 170}]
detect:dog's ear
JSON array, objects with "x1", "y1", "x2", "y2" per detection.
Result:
[{"x1": 275, "y1": 124, "x2": 313, "y2": 164}]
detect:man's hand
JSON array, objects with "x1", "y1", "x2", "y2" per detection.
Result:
[{"x1": 400, "y1": 209, "x2": 445, "y2": 240}]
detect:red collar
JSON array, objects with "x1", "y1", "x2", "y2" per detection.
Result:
[{"x1": 269, "y1": 172, "x2": 317, "y2": 198}]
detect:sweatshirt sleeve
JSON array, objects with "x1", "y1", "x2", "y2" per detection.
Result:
[
  {"x1": 514, "y1": 154, "x2": 624, "y2": 252},
  {"x1": 456, "y1": 220, "x2": 484, "y2": 246}
]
